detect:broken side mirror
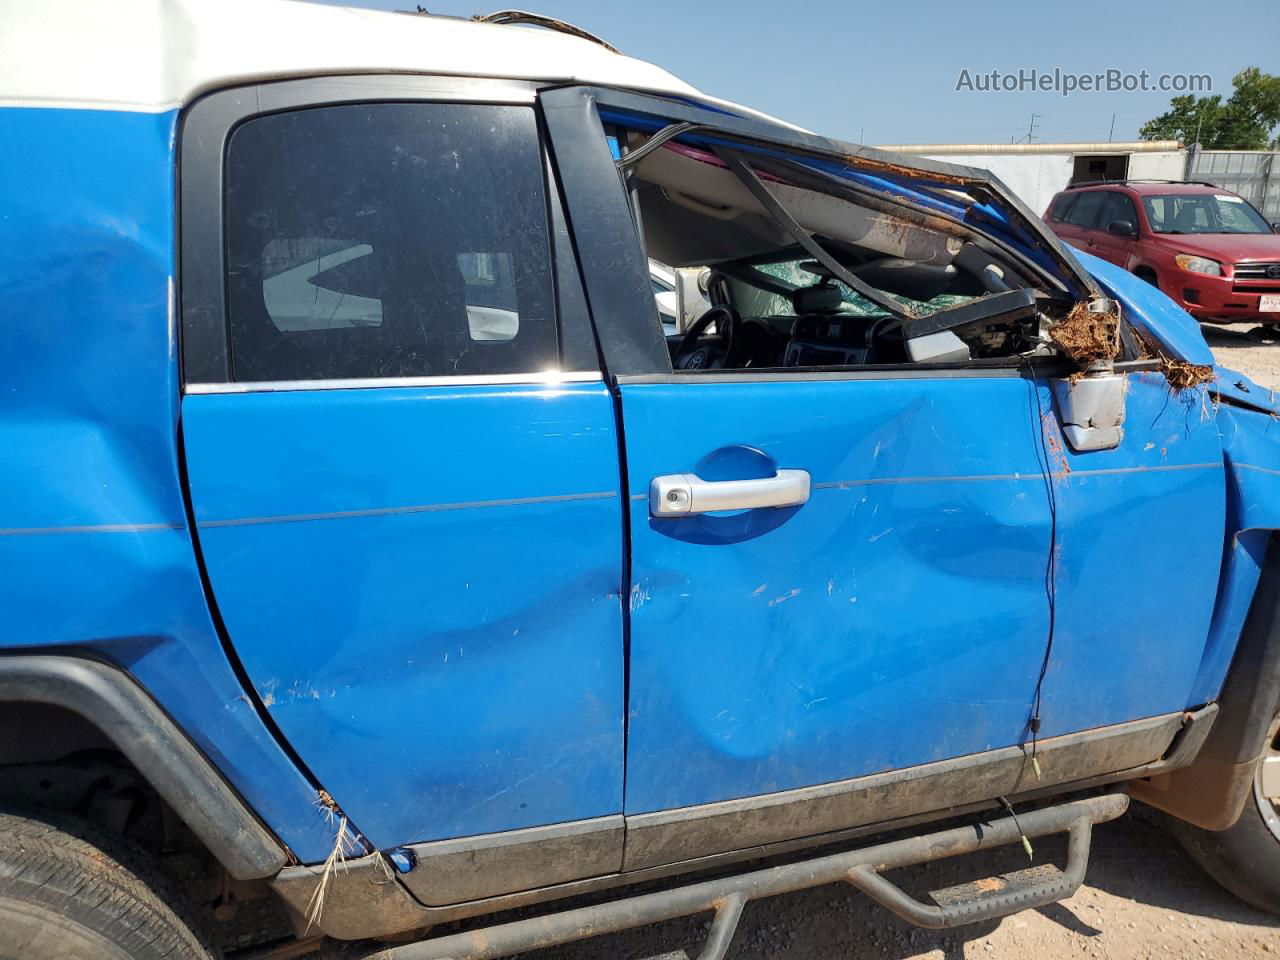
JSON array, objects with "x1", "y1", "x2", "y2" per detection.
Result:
[{"x1": 1051, "y1": 299, "x2": 1126, "y2": 452}]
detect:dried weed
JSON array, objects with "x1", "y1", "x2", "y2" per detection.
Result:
[
  {"x1": 305, "y1": 789, "x2": 361, "y2": 932},
  {"x1": 1049, "y1": 301, "x2": 1120, "y2": 367},
  {"x1": 1161, "y1": 356, "x2": 1215, "y2": 391},
  {"x1": 1130, "y1": 327, "x2": 1216, "y2": 392}
]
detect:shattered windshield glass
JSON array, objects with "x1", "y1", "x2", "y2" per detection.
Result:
[{"x1": 756, "y1": 260, "x2": 977, "y2": 317}]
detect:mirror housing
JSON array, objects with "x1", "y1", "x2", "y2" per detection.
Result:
[
  {"x1": 1053, "y1": 364, "x2": 1127, "y2": 451},
  {"x1": 1107, "y1": 219, "x2": 1136, "y2": 237}
]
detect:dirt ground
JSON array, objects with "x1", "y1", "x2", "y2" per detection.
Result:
[
  {"x1": 1204, "y1": 322, "x2": 1280, "y2": 391},
  {"x1": 521, "y1": 322, "x2": 1280, "y2": 960},
  {"x1": 525, "y1": 813, "x2": 1277, "y2": 960}
]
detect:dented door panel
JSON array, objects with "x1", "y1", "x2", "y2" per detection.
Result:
[
  {"x1": 621, "y1": 375, "x2": 1056, "y2": 813},
  {"x1": 182, "y1": 382, "x2": 625, "y2": 849},
  {"x1": 1034, "y1": 371, "x2": 1226, "y2": 738},
  {"x1": 622, "y1": 370, "x2": 1229, "y2": 816}
]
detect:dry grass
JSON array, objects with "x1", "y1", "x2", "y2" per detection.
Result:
[
  {"x1": 1161, "y1": 356, "x2": 1216, "y2": 391},
  {"x1": 305, "y1": 789, "x2": 361, "y2": 932},
  {"x1": 1049, "y1": 301, "x2": 1121, "y2": 366},
  {"x1": 1132, "y1": 328, "x2": 1216, "y2": 392}
]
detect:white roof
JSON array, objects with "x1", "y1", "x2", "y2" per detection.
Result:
[{"x1": 0, "y1": 0, "x2": 719, "y2": 113}]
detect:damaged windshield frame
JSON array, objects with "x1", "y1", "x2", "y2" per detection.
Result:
[{"x1": 611, "y1": 117, "x2": 1130, "y2": 374}]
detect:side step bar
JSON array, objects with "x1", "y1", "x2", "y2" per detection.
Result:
[{"x1": 366, "y1": 794, "x2": 1128, "y2": 960}]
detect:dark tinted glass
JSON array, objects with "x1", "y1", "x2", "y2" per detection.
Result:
[
  {"x1": 224, "y1": 103, "x2": 557, "y2": 381},
  {"x1": 1048, "y1": 193, "x2": 1076, "y2": 221},
  {"x1": 1098, "y1": 192, "x2": 1137, "y2": 230},
  {"x1": 1064, "y1": 190, "x2": 1106, "y2": 229}
]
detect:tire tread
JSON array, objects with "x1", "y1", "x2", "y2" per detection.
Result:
[{"x1": 0, "y1": 808, "x2": 215, "y2": 960}]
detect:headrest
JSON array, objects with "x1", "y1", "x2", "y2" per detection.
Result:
[{"x1": 792, "y1": 284, "x2": 843, "y2": 315}]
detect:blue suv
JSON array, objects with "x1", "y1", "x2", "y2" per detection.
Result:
[{"x1": 3, "y1": 3, "x2": 1280, "y2": 958}]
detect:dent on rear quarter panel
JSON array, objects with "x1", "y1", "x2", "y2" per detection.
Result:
[{"x1": 0, "y1": 106, "x2": 337, "y2": 862}]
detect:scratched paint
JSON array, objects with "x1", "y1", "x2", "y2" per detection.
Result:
[
  {"x1": 620, "y1": 368, "x2": 1230, "y2": 814},
  {"x1": 0, "y1": 106, "x2": 337, "y2": 862},
  {"x1": 620, "y1": 376, "x2": 1058, "y2": 812},
  {"x1": 182, "y1": 382, "x2": 627, "y2": 847}
]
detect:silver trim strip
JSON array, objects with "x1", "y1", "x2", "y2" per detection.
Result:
[
  {"x1": 255, "y1": 76, "x2": 539, "y2": 110},
  {"x1": 0, "y1": 522, "x2": 183, "y2": 537},
  {"x1": 199, "y1": 491, "x2": 618, "y2": 529},
  {"x1": 813, "y1": 473, "x2": 1035, "y2": 490},
  {"x1": 185, "y1": 371, "x2": 603, "y2": 395},
  {"x1": 813, "y1": 461, "x2": 1220, "y2": 490},
  {"x1": 1236, "y1": 462, "x2": 1280, "y2": 479},
  {"x1": 626, "y1": 462, "x2": 1221, "y2": 506},
  {"x1": 1068, "y1": 461, "x2": 1222, "y2": 478}
]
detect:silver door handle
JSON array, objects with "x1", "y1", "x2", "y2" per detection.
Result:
[{"x1": 650, "y1": 469, "x2": 811, "y2": 517}]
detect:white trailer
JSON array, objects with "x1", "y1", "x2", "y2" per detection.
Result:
[{"x1": 876, "y1": 140, "x2": 1186, "y2": 217}]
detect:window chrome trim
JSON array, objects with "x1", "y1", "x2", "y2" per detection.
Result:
[
  {"x1": 252, "y1": 75, "x2": 538, "y2": 111},
  {"x1": 184, "y1": 370, "x2": 603, "y2": 395}
]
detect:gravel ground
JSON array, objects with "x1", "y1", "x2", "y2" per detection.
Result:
[
  {"x1": 524, "y1": 814, "x2": 1277, "y2": 960},
  {"x1": 520, "y1": 322, "x2": 1280, "y2": 960},
  {"x1": 1205, "y1": 322, "x2": 1280, "y2": 392}
]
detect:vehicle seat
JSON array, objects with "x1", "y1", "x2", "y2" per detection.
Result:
[
  {"x1": 792, "y1": 283, "x2": 843, "y2": 318},
  {"x1": 1172, "y1": 205, "x2": 1202, "y2": 233},
  {"x1": 784, "y1": 283, "x2": 873, "y2": 367}
]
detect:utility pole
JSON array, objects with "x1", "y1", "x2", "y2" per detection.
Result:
[
  {"x1": 1023, "y1": 113, "x2": 1040, "y2": 144},
  {"x1": 1108, "y1": 113, "x2": 1116, "y2": 142}
]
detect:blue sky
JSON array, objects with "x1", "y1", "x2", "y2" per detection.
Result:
[{"x1": 308, "y1": 0, "x2": 1277, "y2": 146}]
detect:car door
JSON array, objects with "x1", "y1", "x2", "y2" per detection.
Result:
[
  {"x1": 545, "y1": 88, "x2": 1226, "y2": 869},
  {"x1": 1044, "y1": 192, "x2": 1079, "y2": 243},
  {"x1": 1058, "y1": 189, "x2": 1108, "y2": 256},
  {"x1": 1090, "y1": 191, "x2": 1140, "y2": 268},
  {"x1": 178, "y1": 79, "x2": 626, "y2": 863}
]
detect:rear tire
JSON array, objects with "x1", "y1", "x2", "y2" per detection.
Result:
[
  {"x1": 0, "y1": 808, "x2": 215, "y2": 960},
  {"x1": 1171, "y1": 715, "x2": 1280, "y2": 914}
]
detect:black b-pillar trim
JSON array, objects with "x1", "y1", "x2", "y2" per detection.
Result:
[{"x1": 539, "y1": 86, "x2": 673, "y2": 378}]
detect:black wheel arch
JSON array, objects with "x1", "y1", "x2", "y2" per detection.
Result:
[
  {"x1": 0, "y1": 652, "x2": 287, "y2": 879},
  {"x1": 1133, "y1": 532, "x2": 1280, "y2": 829}
]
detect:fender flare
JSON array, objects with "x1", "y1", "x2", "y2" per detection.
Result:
[
  {"x1": 1133, "y1": 533, "x2": 1280, "y2": 829},
  {"x1": 0, "y1": 653, "x2": 287, "y2": 878}
]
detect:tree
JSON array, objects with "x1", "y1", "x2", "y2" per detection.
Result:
[{"x1": 1140, "y1": 68, "x2": 1280, "y2": 149}]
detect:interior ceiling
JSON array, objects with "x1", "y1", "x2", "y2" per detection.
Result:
[{"x1": 633, "y1": 144, "x2": 961, "y2": 269}]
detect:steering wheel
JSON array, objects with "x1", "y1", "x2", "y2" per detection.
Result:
[{"x1": 673, "y1": 305, "x2": 740, "y2": 370}]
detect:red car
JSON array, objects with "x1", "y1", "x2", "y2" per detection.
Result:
[{"x1": 1044, "y1": 180, "x2": 1280, "y2": 326}]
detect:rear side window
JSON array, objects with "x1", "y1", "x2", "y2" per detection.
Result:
[
  {"x1": 1047, "y1": 193, "x2": 1076, "y2": 221},
  {"x1": 1063, "y1": 190, "x2": 1106, "y2": 229},
  {"x1": 224, "y1": 103, "x2": 558, "y2": 381}
]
